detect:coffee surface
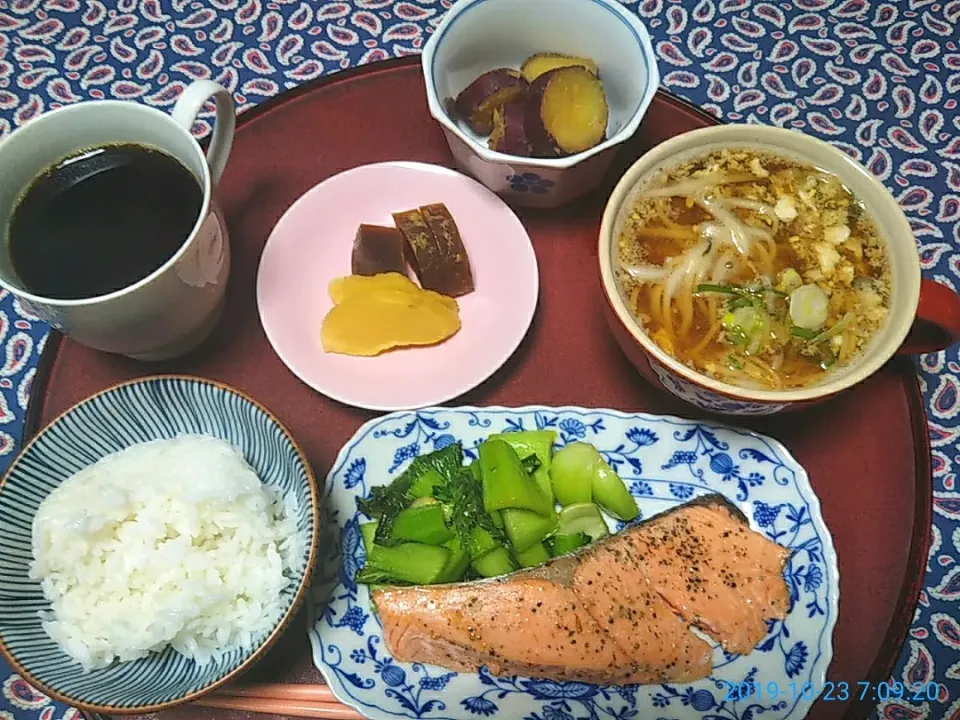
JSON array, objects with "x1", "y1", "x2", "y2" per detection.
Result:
[{"x1": 7, "y1": 142, "x2": 203, "y2": 300}]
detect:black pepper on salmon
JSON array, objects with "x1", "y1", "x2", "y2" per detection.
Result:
[{"x1": 371, "y1": 494, "x2": 792, "y2": 685}]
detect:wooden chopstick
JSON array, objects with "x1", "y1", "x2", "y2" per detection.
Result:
[
  {"x1": 194, "y1": 695, "x2": 364, "y2": 719},
  {"x1": 214, "y1": 683, "x2": 337, "y2": 703},
  {"x1": 195, "y1": 683, "x2": 363, "y2": 718}
]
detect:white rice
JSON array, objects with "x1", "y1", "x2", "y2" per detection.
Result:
[{"x1": 29, "y1": 434, "x2": 304, "y2": 671}]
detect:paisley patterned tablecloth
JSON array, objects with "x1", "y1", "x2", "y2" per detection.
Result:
[{"x1": 1, "y1": 0, "x2": 959, "y2": 718}]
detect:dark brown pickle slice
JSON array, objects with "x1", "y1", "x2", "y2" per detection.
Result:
[
  {"x1": 351, "y1": 224, "x2": 408, "y2": 277},
  {"x1": 392, "y1": 206, "x2": 475, "y2": 298},
  {"x1": 392, "y1": 209, "x2": 443, "y2": 290},
  {"x1": 418, "y1": 203, "x2": 475, "y2": 297}
]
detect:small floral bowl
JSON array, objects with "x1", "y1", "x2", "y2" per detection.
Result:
[{"x1": 421, "y1": 0, "x2": 660, "y2": 209}]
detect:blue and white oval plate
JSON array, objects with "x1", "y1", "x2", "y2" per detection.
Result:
[{"x1": 309, "y1": 406, "x2": 839, "y2": 720}]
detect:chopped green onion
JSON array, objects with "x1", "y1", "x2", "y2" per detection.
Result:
[
  {"x1": 789, "y1": 284, "x2": 829, "y2": 330},
  {"x1": 808, "y1": 312, "x2": 854, "y2": 346},
  {"x1": 723, "y1": 306, "x2": 770, "y2": 356},
  {"x1": 790, "y1": 326, "x2": 818, "y2": 340},
  {"x1": 696, "y1": 283, "x2": 741, "y2": 295},
  {"x1": 698, "y1": 283, "x2": 788, "y2": 301},
  {"x1": 727, "y1": 296, "x2": 755, "y2": 311}
]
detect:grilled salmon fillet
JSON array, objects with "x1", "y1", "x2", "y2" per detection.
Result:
[{"x1": 372, "y1": 493, "x2": 791, "y2": 685}]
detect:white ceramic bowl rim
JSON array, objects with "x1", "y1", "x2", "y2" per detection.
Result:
[
  {"x1": 599, "y1": 124, "x2": 921, "y2": 403},
  {"x1": 421, "y1": 0, "x2": 660, "y2": 170}
]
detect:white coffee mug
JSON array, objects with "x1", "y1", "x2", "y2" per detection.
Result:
[{"x1": 0, "y1": 80, "x2": 236, "y2": 361}]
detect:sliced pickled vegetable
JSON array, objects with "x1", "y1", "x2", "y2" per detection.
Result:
[
  {"x1": 502, "y1": 508, "x2": 558, "y2": 552},
  {"x1": 789, "y1": 284, "x2": 829, "y2": 330},
  {"x1": 557, "y1": 503, "x2": 610, "y2": 541},
  {"x1": 471, "y1": 546, "x2": 517, "y2": 578},
  {"x1": 363, "y1": 542, "x2": 450, "y2": 585},
  {"x1": 391, "y1": 503, "x2": 455, "y2": 545},
  {"x1": 547, "y1": 531, "x2": 590, "y2": 557},
  {"x1": 549, "y1": 442, "x2": 597, "y2": 506},
  {"x1": 592, "y1": 461, "x2": 640, "y2": 521},
  {"x1": 479, "y1": 438, "x2": 553, "y2": 516},
  {"x1": 514, "y1": 541, "x2": 551, "y2": 568}
]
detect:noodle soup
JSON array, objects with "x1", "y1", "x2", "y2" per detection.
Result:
[{"x1": 614, "y1": 147, "x2": 892, "y2": 392}]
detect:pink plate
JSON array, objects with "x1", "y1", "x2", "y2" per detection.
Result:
[{"x1": 256, "y1": 161, "x2": 540, "y2": 411}]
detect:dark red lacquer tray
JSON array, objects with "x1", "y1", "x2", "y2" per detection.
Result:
[{"x1": 29, "y1": 58, "x2": 930, "y2": 720}]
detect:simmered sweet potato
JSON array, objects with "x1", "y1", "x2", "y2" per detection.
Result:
[
  {"x1": 488, "y1": 101, "x2": 532, "y2": 156},
  {"x1": 525, "y1": 66, "x2": 609, "y2": 157},
  {"x1": 520, "y1": 52, "x2": 600, "y2": 83},
  {"x1": 454, "y1": 69, "x2": 528, "y2": 135}
]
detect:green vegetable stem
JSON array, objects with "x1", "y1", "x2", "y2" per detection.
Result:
[
  {"x1": 471, "y1": 547, "x2": 517, "y2": 578},
  {"x1": 357, "y1": 443, "x2": 464, "y2": 546},
  {"x1": 488, "y1": 430, "x2": 558, "y2": 504},
  {"x1": 592, "y1": 461, "x2": 640, "y2": 521},
  {"x1": 467, "y1": 524, "x2": 503, "y2": 560},
  {"x1": 502, "y1": 508, "x2": 558, "y2": 552},
  {"x1": 556, "y1": 503, "x2": 610, "y2": 542},
  {"x1": 549, "y1": 442, "x2": 597, "y2": 506},
  {"x1": 437, "y1": 536, "x2": 471, "y2": 583},
  {"x1": 391, "y1": 503, "x2": 455, "y2": 545},
  {"x1": 547, "y1": 532, "x2": 591, "y2": 557},
  {"x1": 361, "y1": 540, "x2": 450, "y2": 586},
  {"x1": 354, "y1": 433, "x2": 644, "y2": 586},
  {"x1": 479, "y1": 439, "x2": 554, "y2": 517},
  {"x1": 514, "y1": 542, "x2": 551, "y2": 568}
]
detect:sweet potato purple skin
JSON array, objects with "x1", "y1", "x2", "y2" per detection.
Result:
[
  {"x1": 488, "y1": 101, "x2": 533, "y2": 156},
  {"x1": 453, "y1": 69, "x2": 528, "y2": 135}
]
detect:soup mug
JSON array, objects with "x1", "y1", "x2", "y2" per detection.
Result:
[
  {"x1": 0, "y1": 79, "x2": 235, "y2": 362},
  {"x1": 598, "y1": 124, "x2": 960, "y2": 416}
]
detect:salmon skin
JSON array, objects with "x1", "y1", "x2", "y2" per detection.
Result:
[{"x1": 371, "y1": 493, "x2": 792, "y2": 685}]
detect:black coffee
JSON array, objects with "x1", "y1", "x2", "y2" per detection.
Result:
[{"x1": 7, "y1": 142, "x2": 203, "y2": 300}]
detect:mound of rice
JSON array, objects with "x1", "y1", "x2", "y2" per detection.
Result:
[{"x1": 29, "y1": 434, "x2": 304, "y2": 671}]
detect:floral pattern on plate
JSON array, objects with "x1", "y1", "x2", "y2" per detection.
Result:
[{"x1": 308, "y1": 406, "x2": 839, "y2": 720}]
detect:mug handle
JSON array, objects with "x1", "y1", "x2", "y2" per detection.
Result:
[
  {"x1": 898, "y1": 278, "x2": 960, "y2": 355},
  {"x1": 171, "y1": 79, "x2": 236, "y2": 186}
]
